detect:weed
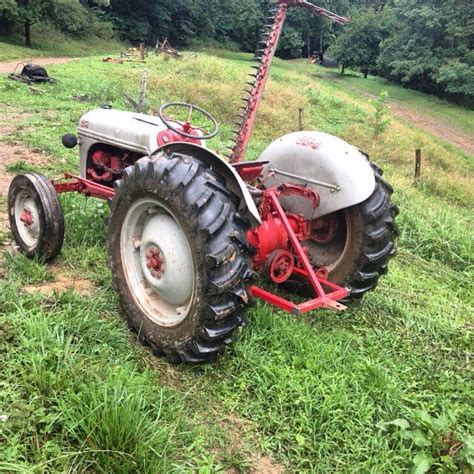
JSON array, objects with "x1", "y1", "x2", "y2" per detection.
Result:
[
  {"x1": 370, "y1": 90, "x2": 391, "y2": 139},
  {"x1": 5, "y1": 160, "x2": 40, "y2": 174},
  {"x1": 379, "y1": 410, "x2": 473, "y2": 473}
]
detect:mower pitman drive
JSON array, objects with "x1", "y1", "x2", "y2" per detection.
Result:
[{"x1": 8, "y1": 0, "x2": 398, "y2": 364}]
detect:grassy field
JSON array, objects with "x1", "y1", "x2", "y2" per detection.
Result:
[
  {"x1": 308, "y1": 66, "x2": 474, "y2": 137},
  {"x1": 0, "y1": 30, "x2": 123, "y2": 61},
  {"x1": 0, "y1": 50, "x2": 473, "y2": 472}
]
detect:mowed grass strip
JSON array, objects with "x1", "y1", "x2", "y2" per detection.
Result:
[
  {"x1": 0, "y1": 30, "x2": 123, "y2": 61},
  {"x1": 0, "y1": 51, "x2": 473, "y2": 472}
]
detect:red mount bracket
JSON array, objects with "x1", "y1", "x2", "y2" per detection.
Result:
[
  {"x1": 51, "y1": 175, "x2": 349, "y2": 314},
  {"x1": 250, "y1": 186, "x2": 349, "y2": 314},
  {"x1": 53, "y1": 173, "x2": 116, "y2": 200}
]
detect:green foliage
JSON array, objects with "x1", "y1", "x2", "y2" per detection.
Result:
[
  {"x1": 370, "y1": 89, "x2": 391, "y2": 138},
  {"x1": 379, "y1": 410, "x2": 473, "y2": 473},
  {"x1": 330, "y1": 8, "x2": 383, "y2": 76},
  {"x1": 437, "y1": 59, "x2": 474, "y2": 97},
  {"x1": 0, "y1": 0, "x2": 101, "y2": 46},
  {"x1": 5, "y1": 159, "x2": 39, "y2": 173},
  {"x1": 1, "y1": 0, "x2": 473, "y2": 104},
  {"x1": 0, "y1": 31, "x2": 122, "y2": 60},
  {"x1": 0, "y1": 0, "x2": 17, "y2": 19},
  {"x1": 377, "y1": 0, "x2": 474, "y2": 105}
]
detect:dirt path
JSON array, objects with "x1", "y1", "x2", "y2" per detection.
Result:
[
  {"x1": 388, "y1": 100, "x2": 474, "y2": 155},
  {"x1": 345, "y1": 84, "x2": 474, "y2": 156},
  {"x1": 0, "y1": 57, "x2": 76, "y2": 74}
]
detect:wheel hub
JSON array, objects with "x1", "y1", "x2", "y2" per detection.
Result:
[
  {"x1": 20, "y1": 208, "x2": 34, "y2": 227},
  {"x1": 121, "y1": 198, "x2": 195, "y2": 327},
  {"x1": 145, "y1": 246, "x2": 164, "y2": 279},
  {"x1": 311, "y1": 215, "x2": 338, "y2": 244},
  {"x1": 14, "y1": 194, "x2": 40, "y2": 247}
]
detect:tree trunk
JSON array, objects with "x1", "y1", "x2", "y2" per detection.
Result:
[
  {"x1": 341, "y1": 64, "x2": 345, "y2": 75},
  {"x1": 364, "y1": 70, "x2": 368, "y2": 79},
  {"x1": 24, "y1": 20, "x2": 31, "y2": 47}
]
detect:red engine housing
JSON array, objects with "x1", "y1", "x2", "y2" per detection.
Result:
[{"x1": 87, "y1": 149, "x2": 126, "y2": 183}]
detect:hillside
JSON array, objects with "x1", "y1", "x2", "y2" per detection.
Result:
[
  {"x1": 0, "y1": 32, "x2": 123, "y2": 61},
  {"x1": 0, "y1": 51, "x2": 473, "y2": 472}
]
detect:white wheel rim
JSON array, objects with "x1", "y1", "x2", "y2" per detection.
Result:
[
  {"x1": 14, "y1": 192, "x2": 40, "y2": 248},
  {"x1": 120, "y1": 198, "x2": 195, "y2": 327},
  {"x1": 307, "y1": 209, "x2": 352, "y2": 272}
]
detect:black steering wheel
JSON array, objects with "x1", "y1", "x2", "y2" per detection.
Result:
[{"x1": 158, "y1": 102, "x2": 219, "y2": 140}]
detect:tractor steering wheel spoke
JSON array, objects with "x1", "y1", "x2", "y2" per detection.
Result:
[{"x1": 158, "y1": 102, "x2": 219, "y2": 140}]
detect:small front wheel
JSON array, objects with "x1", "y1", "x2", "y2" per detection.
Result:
[{"x1": 8, "y1": 173, "x2": 65, "y2": 262}]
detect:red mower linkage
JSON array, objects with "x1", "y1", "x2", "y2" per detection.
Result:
[{"x1": 8, "y1": 1, "x2": 398, "y2": 364}]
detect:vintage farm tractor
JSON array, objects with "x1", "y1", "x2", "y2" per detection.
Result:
[{"x1": 7, "y1": 0, "x2": 398, "y2": 363}]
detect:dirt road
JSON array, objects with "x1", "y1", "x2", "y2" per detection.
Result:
[
  {"x1": 0, "y1": 57, "x2": 76, "y2": 74},
  {"x1": 388, "y1": 101, "x2": 474, "y2": 156},
  {"x1": 343, "y1": 84, "x2": 474, "y2": 156}
]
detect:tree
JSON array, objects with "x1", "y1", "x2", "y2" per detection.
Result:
[
  {"x1": 1, "y1": 0, "x2": 93, "y2": 46},
  {"x1": 376, "y1": 0, "x2": 473, "y2": 103},
  {"x1": 0, "y1": 0, "x2": 17, "y2": 34},
  {"x1": 330, "y1": 8, "x2": 383, "y2": 77},
  {"x1": 436, "y1": 60, "x2": 474, "y2": 105}
]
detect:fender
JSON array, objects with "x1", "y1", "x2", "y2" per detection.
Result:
[
  {"x1": 158, "y1": 142, "x2": 261, "y2": 227},
  {"x1": 258, "y1": 131, "x2": 376, "y2": 219}
]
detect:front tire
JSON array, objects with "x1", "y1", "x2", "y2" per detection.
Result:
[
  {"x1": 8, "y1": 173, "x2": 65, "y2": 262},
  {"x1": 107, "y1": 154, "x2": 254, "y2": 364}
]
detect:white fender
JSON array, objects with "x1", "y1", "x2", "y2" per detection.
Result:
[{"x1": 258, "y1": 131, "x2": 376, "y2": 219}]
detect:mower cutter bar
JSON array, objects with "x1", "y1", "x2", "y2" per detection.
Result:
[
  {"x1": 230, "y1": 0, "x2": 349, "y2": 163},
  {"x1": 298, "y1": 1, "x2": 349, "y2": 25}
]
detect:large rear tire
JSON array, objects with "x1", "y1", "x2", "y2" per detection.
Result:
[
  {"x1": 304, "y1": 164, "x2": 399, "y2": 301},
  {"x1": 107, "y1": 154, "x2": 254, "y2": 364}
]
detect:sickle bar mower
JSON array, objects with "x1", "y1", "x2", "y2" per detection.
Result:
[
  {"x1": 8, "y1": 1, "x2": 398, "y2": 364},
  {"x1": 229, "y1": 0, "x2": 349, "y2": 163}
]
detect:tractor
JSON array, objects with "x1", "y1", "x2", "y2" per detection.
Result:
[{"x1": 7, "y1": 0, "x2": 398, "y2": 364}]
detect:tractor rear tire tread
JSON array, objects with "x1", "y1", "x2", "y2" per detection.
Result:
[
  {"x1": 344, "y1": 167, "x2": 398, "y2": 299},
  {"x1": 108, "y1": 154, "x2": 253, "y2": 364}
]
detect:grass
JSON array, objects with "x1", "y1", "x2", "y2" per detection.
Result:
[
  {"x1": 0, "y1": 49, "x2": 473, "y2": 472},
  {"x1": 0, "y1": 29, "x2": 123, "y2": 61}
]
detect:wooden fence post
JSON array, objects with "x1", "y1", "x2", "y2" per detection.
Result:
[
  {"x1": 299, "y1": 108, "x2": 304, "y2": 131},
  {"x1": 139, "y1": 43, "x2": 146, "y2": 61},
  {"x1": 414, "y1": 149, "x2": 421, "y2": 184}
]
